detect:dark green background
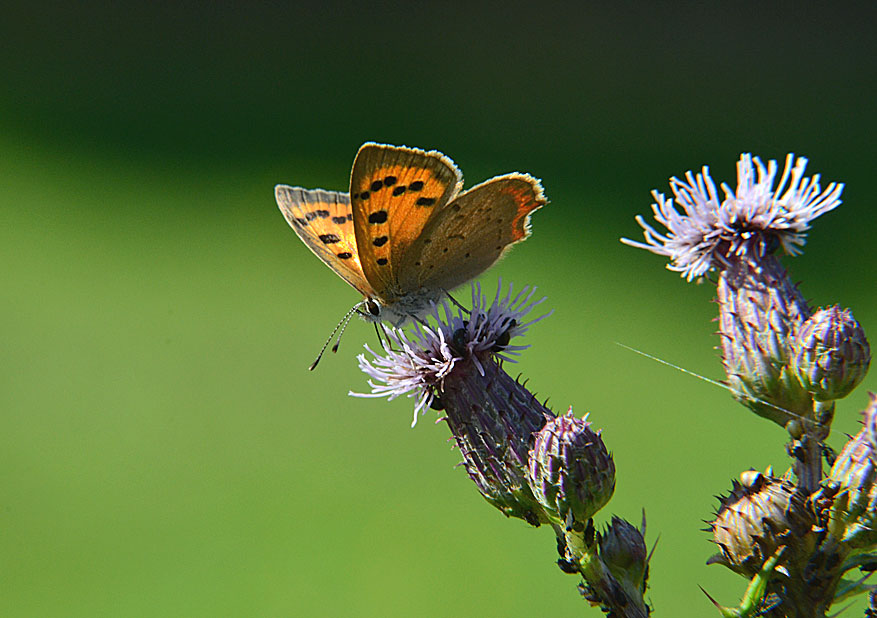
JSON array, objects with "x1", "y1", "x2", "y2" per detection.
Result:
[{"x1": 2, "y1": 3, "x2": 875, "y2": 616}]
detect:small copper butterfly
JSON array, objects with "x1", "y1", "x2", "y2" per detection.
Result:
[{"x1": 276, "y1": 142, "x2": 546, "y2": 327}]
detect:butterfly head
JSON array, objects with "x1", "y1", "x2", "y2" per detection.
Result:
[
  {"x1": 356, "y1": 289, "x2": 445, "y2": 327},
  {"x1": 361, "y1": 298, "x2": 383, "y2": 321}
]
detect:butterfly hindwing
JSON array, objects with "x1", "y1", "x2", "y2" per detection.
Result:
[
  {"x1": 349, "y1": 143, "x2": 463, "y2": 301},
  {"x1": 397, "y1": 173, "x2": 547, "y2": 292},
  {"x1": 275, "y1": 185, "x2": 374, "y2": 296}
]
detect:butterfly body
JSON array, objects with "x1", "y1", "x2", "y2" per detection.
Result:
[{"x1": 276, "y1": 143, "x2": 546, "y2": 326}]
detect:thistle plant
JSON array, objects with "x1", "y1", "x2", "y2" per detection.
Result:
[
  {"x1": 623, "y1": 153, "x2": 873, "y2": 615},
  {"x1": 346, "y1": 153, "x2": 872, "y2": 617},
  {"x1": 353, "y1": 283, "x2": 650, "y2": 616}
]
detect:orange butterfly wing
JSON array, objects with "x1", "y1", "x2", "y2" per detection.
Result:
[
  {"x1": 398, "y1": 173, "x2": 547, "y2": 292},
  {"x1": 348, "y1": 143, "x2": 463, "y2": 302},
  {"x1": 275, "y1": 185, "x2": 375, "y2": 297}
]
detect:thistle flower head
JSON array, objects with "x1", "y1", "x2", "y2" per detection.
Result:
[
  {"x1": 350, "y1": 324, "x2": 458, "y2": 427},
  {"x1": 351, "y1": 281, "x2": 548, "y2": 426},
  {"x1": 826, "y1": 394, "x2": 877, "y2": 550},
  {"x1": 707, "y1": 470, "x2": 817, "y2": 578},
  {"x1": 351, "y1": 282, "x2": 553, "y2": 523},
  {"x1": 598, "y1": 516, "x2": 649, "y2": 595},
  {"x1": 792, "y1": 306, "x2": 871, "y2": 402},
  {"x1": 527, "y1": 409, "x2": 615, "y2": 526},
  {"x1": 622, "y1": 154, "x2": 843, "y2": 281}
]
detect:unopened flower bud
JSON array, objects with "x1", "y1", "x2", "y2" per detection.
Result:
[
  {"x1": 598, "y1": 516, "x2": 649, "y2": 595},
  {"x1": 717, "y1": 258, "x2": 813, "y2": 427},
  {"x1": 708, "y1": 470, "x2": 817, "y2": 577},
  {"x1": 826, "y1": 394, "x2": 877, "y2": 550},
  {"x1": 792, "y1": 306, "x2": 870, "y2": 402},
  {"x1": 527, "y1": 409, "x2": 615, "y2": 526}
]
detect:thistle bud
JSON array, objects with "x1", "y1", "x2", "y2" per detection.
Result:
[
  {"x1": 826, "y1": 394, "x2": 877, "y2": 550},
  {"x1": 717, "y1": 257, "x2": 813, "y2": 428},
  {"x1": 598, "y1": 516, "x2": 649, "y2": 595},
  {"x1": 527, "y1": 409, "x2": 615, "y2": 527},
  {"x1": 707, "y1": 470, "x2": 817, "y2": 577},
  {"x1": 792, "y1": 306, "x2": 871, "y2": 402}
]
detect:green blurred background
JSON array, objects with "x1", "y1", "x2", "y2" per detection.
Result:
[{"x1": 2, "y1": 3, "x2": 875, "y2": 616}]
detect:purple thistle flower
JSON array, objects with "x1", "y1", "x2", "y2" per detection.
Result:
[
  {"x1": 622, "y1": 154, "x2": 843, "y2": 281},
  {"x1": 350, "y1": 281, "x2": 550, "y2": 426},
  {"x1": 351, "y1": 325, "x2": 458, "y2": 427},
  {"x1": 351, "y1": 281, "x2": 554, "y2": 522}
]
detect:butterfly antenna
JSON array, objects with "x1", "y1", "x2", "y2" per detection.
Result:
[
  {"x1": 331, "y1": 306, "x2": 364, "y2": 355},
  {"x1": 615, "y1": 342, "x2": 807, "y2": 423},
  {"x1": 309, "y1": 304, "x2": 361, "y2": 371}
]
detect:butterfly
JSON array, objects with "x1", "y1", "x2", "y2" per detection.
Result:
[{"x1": 276, "y1": 142, "x2": 546, "y2": 330}]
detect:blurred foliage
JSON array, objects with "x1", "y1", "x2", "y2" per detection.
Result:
[{"x1": 1, "y1": 3, "x2": 875, "y2": 616}]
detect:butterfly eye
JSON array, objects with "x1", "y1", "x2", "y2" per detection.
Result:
[{"x1": 366, "y1": 299, "x2": 381, "y2": 316}]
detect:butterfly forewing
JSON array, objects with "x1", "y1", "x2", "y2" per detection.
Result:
[
  {"x1": 397, "y1": 173, "x2": 546, "y2": 292},
  {"x1": 349, "y1": 143, "x2": 463, "y2": 301},
  {"x1": 275, "y1": 185, "x2": 374, "y2": 296}
]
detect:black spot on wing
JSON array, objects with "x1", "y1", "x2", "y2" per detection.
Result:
[
  {"x1": 383, "y1": 176, "x2": 397, "y2": 186},
  {"x1": 376, "y1": 258, "x2": 388, "y2": 266},
  {"x1": 368, "y1": 210, "x2": 388, "y2": 224},
  {"x1": 337, "y1": 252, "x2": 353, "y2": 259},
  {"x1": 331, "y1": 216, "x2": 347, "y2": 224},
  {"x1": 373, "y1": 236, "x2": 388, "y2": 247},
  {"x1": 408, "y1": 180, "x2": 424, "y2": 191},
  {"x1": 416, "y1": 197, "x2": 436, "y2": 207},
  {"x1": 319, "y1": 234, "x2": 341, "y2": 244},
  {"x1": 392, "y1": 186, "x2": 406, "y2": 196},
  {"x1": 370, "y1": 180, "x2": 383, "y2": 192}
]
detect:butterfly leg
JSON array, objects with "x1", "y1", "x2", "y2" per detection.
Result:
[
  {"x1": 446, "y1": 291, "x2": 471, "y2": 315},
  {"x1": 373, "y1": 321, "x2": 391, "y2": 353}
]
